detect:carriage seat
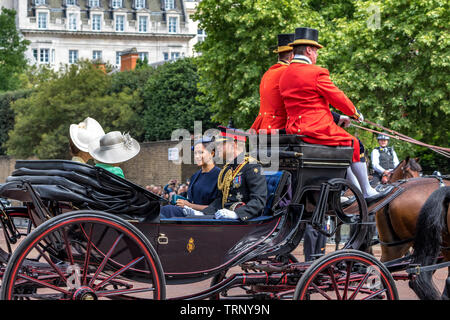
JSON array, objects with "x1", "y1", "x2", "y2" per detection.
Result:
[
  {"x1": 3, "y1": 160, "x2": 166, "y2": 221},
  {"x1": 262, "y1": 170, "x2": 291, "y2": 216}
]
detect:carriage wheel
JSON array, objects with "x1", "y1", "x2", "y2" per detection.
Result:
[
  {"x1": 293, "y1": 250, "x2": 398, "y2": 300},
  {"x1": 1, "y1": 210, "x2": 166, "y2": 300}
]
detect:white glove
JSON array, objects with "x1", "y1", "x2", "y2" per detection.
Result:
[
  {"x1": 215, "y1": 209, "x2": 239, "y2": 220},
  {"x1": 183, "y1": 207, "x2": 205, "y2": 217},
  {"x1": 338, "y1": 115, "x2": 351, "y2": 128}
]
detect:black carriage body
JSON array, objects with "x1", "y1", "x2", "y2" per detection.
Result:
[{"x1": 0, "y1": 136, "x2": 358, "y2": 287}]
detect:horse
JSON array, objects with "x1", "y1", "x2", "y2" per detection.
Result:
[
  {"x1": 409, "y1": 186, "x2": 450, "y2": 300},
  {"x1": 387, "y1": 156, "x2": 422, "y2": 183},
  {"x1": 375, "y1": 177, "x2": 450, "y2": 299},
  {"x1": 334, "y1": 157, "x2": 422, "y2": 250}
]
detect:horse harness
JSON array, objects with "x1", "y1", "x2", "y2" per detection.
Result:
[{"x1": 378, "y1": 177, "x2": 450, "y2": 248}]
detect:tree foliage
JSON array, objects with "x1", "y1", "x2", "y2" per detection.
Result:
[
  {"x1": 194, "y1": 0, "x2": 449, "y2": 171},
  {"x1": 141, "y1": 57, "x2": 216, "y2": 141},
  {"x1": 6, "y1": 61, "x2": 143, "y2": 159},
  {"x1": 193, "y1": 0, "x2": 323, "y2": 128},
  {"x1": 0, "y1": 8, "x2": 30, "y2": 92}
]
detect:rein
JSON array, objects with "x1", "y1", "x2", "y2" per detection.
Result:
[{"x1": 351, "y1": 120, "x2": 450, "y2": 158}]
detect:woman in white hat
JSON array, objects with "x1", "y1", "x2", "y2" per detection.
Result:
[
  {"x1": 69, "y1": 117, "x2": 105, "y2": 163},
  {"x1": 88, "y1": 131, "x2": 140, "y2": 178}
]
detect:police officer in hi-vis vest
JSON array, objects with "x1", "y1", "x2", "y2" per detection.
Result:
[{"x1": 371, "y1": 134, "x2": 399, "y2": 185}]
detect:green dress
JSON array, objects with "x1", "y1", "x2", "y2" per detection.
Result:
[{"x1": 95, "y1": 163, "x2": 125, "y2": 178}]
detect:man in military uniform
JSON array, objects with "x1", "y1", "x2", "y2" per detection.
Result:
[
  {"x1": 371, "y1": 134, "x2": 399, "y2": 185},
  {"x1": 201, "y1": 126, "x2": 268, "y2": 221},
  {"x1": 250, "y1": 33, "x2": 294, "y2": 133}
]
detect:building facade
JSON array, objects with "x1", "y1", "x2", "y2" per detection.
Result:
[{"x1": 3, "y1": 0, "x2": 202, "y2": 70}]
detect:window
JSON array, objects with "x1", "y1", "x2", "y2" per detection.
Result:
[
  {"x1": 32, "y1": 49, "x2": 38, "y2": 61},
  {"x1": 92, "y1": 14, "x2": 101, "y2": 31},
  {"x1": 93, "y1": 50, "x2": 102, "y2": 60},
  {"x1": 168, "y1": 17, "x2": 177, "y2": 33},
  {"x1": 69, "y1": 50, "x2": 78, "y2": 64},
  {"x1": 171, "y1": 52, "x2": 180, "y2": 60},
  {"x1": 116, "y1": 52, "x2": 121, "y2": 65},
  {"x1": 115, "y1": 15, "x2": 124, "y2": 31},
  {"x1": 135, "y1": 0, "x2": 145, "y2": 9},
  {"x1": 66, "y1": 0, "x2": 77, "y2": 5},
  {"x1": 112, "y1": 0, "x2": 122, "y2": 8},
  {"x1": 165, "y1": 0, "x2": 174, "y2": 10},
  {"x1": 37, "y1": 12, "x2": 48, "y2": 29},
  {"x1": 197, "y1": 29, "x2": 206, "y2": 42},
  {"x1": 138, "y1": 16, "x2": 148, "y2": 32},
  {"x1": 68, "y1": 13, "x2": 77, "y2": 31},
  {"x1": 138, "y1": 52, "x2": 148, "y2": 62},
  {"x1": 39, "y1": 48, "x2": 49, "y2": 63},
  {"x1": 35, "y1": 0, "x2": 46, "y2": 5},
  {"x1": 163, "y1": 52, "x2": 169, "y2": 61},
  {"x1": 89, "y1": 0, "x2": 100, "y2": 6}
]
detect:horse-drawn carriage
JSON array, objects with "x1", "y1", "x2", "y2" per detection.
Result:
[{"x1": 0, "y1": 134, "x2": 447, "y2": 300}]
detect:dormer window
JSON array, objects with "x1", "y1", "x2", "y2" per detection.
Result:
[
  {"x1": 37, "y1": 12, "x2": 48, "y2": 29},
  {"x1": 165, "y1": 0, "x2": 174, "y2": 10},
  {"x1": 112, "y1": 0, "x2": 122, "y2": 8},
  {"x1": 135, "y1": 0, "x2": 145, "y2": 9}
]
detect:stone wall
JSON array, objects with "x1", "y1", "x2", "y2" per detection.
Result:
[{"x1": 0, "y1": 140, "x2": 199, "y2": 188}]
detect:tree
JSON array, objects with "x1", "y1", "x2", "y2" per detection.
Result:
[
  {"x1": 320, "y1": 0, "x2": 449, "y2": 158},
  {"x1": 0, "y1": 8, "x2": 30, "y2": 92},
  {"x1": 141, "y1": 57, "x2": 217, "y2": 141},
  {"x1": 6, "y1": 61, "x2": 143, "y2": 159},
  {"x1": 193, "y1": 0, "x2": 323, "y2": 128}
]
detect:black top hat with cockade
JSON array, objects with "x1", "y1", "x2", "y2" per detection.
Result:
[{"x1": 289, "y1": 27, "x2": 323, "y2": 49}]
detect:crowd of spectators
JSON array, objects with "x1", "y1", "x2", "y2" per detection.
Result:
[{"x1": 145, "y1": 179, "x2": 189, "y2": 201}]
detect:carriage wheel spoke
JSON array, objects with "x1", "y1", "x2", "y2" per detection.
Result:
[
  {"x1": 89, "y1": 233, "x2": 124, "y2": 287},
  {"x1": 311, "y1": 283, "x2": 333, "y2": 300},
  {"x1": 327, "y1": 266, "x2": 341, "y2": 300},
  {"x1": 35, "y1": 245, "x2": 68, "y2": 283},
  {"x1": 349, "y1": 271, "x2": 370, "y2": 300},
  {"x1": 62, "y1": 227, "x2": 74, "y2": 266},
  {"x1": 342, "y1": 261, "x2": 353, "y2": 300},
  {"x1": 94, "y1": 256, "x2": 145, "y2": 291},
  {"x1": 81, "y1": 223, "x2": 94, "y2": 285},
  {"x1": 18, "y1": 274, "x2": 70, "y2": 295},
  {"x1": 362, "y1": 288, "x2": 386, "y2": 300}
]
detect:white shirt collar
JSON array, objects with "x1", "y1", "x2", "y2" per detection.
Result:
[{"x1": 294, "y1": 54, "x2": 312, "y2": 64}]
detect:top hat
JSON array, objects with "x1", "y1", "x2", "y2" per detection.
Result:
[
  {"x1": 88, "y1": 131, "x2": 140, "y2": 164},
  {"x1": 69, "y1": 117, "x2": 105, "y2": 153},
  {"x1": 289, "y1": 27, "x2": 323, "y2": 49},
  {"x1": 273, "y1": 33, "x2": 295, "y2": 53}
]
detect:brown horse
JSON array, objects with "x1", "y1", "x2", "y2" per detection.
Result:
[
  {"x1": 375, "y1": 176, "x2": 450, "y2": 299},
  {"x1": 335, "y1": 157, "x2": 422, "y2": 250},
  {"x1": 387, "y1": 157, "x2": 422, "y2": 183}
]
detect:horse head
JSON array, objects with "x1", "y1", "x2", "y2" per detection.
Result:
[{"x1": 402, "y1": 157, "x2": 422, "y2": 179}]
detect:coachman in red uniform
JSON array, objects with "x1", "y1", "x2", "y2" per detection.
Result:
[
  {"x1": 279, "y1": 27, "x2": 391, "y2": 202},
  {"x1": 250, "y1": 33, "x2": 294, "y2": 134}
]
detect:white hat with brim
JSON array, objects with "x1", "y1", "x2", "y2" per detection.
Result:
[
  {"x1": 88, "y1": 131, "x2": 140, "y2": 164},
  {"x1": 70, "y1": 117, "x2": 105, "y2": 152}
]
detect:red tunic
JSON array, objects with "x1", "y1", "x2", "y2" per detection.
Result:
[
  {"x1": 250, "y1": 62, "x2": 289, "y2": 133},
  {"x1": 279, "y1": 61, "x2": 361, "y2": 162}
]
